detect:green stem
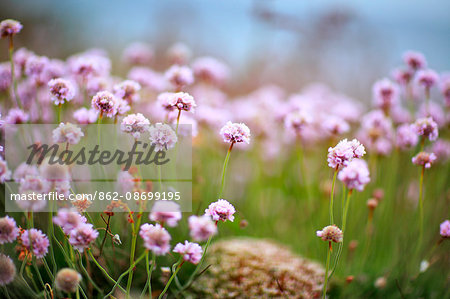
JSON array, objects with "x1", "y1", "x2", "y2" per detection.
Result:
[
  {"x1": 417, "y1": 166, "x2": 425, "y2": 255},
  {"x1": 329, "y1": 169, "x2": 338, "y2": 225},
  {"x1": 8, "y1": 36, "x2": 21, "y2": 109},
  {"x1": 126, "y1": 204, "x2": 144, "y2": 295},
  {"x1": 141, "y1": 251, "x2": 155, "y2": 299},
  {"x1": 159, "y1": 258, "x2": 183, "y2": 299},
  {"x1": 87, "y1": 249, "x2": 126, "y2": 293},
  {"x1": 175, "y1": 109, "x2": 181, "y2": 135},
  {"x1": 322, "y1": 242, "x2": 332, "y2": 299},
  {"x1": 219, "y1": 142, "x2": 234, "y2": 198}
]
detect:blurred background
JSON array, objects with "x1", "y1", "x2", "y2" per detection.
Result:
[{"x1": 1, "y1": 0, "x2": 449, "y2": 100}]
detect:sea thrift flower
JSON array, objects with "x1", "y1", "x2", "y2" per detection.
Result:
[
  {"x1": 68, "y1": 223, "x2": 99, "y2": 252},
  {"x1": 415, "y1": 69, "x2": 439, "y2": 89},
  {"x1": 22, "y1": 229, "x2": 50, "y2": 258},
  {"x1": 284, "y1": 109, "x2": 312, "y2": 136},
  {"x1": 0, "y1": 157, "x2": 11, "y2": 183},
  {"x1": 149, "y1": 201, "x2": 182, "y2": 227},
  {"x1": 372, "y1": 78, "x2": 399, "y2": 112},
  {"x1": 403, "y1": 51, "x2": 427, "y2": 70},
  {"x1": 417, "y1": 102, "x2": 445, "y2": 127},
  {"x1": 121, "y1": 113, "x2": 150, "y2": 139},
  {"x1": 113, "y1": 80, "x2": 141, "y2": 104},
  {"x1": 192, "y1": 56, "x2": 229, "y2": 85},
  {"x1": 122, "y1": 42, "x2": 154, "y2": 65},
  {"x1": 52, "y1": 122, "x2": 84, "y2": 144},
  {"x1": 158, "y1": 92, "x2": 196, "y2": 112},
  {"x1": 39, "y1": 158, "x2": 70, "y2": 182},
  {"x1": 0, "y1": 63, "x2": 11, "y2": 92},
  {"x1": 0, "y1": 216, "x2": 20, "y2": 244},
  {"x1": 167, "y1": 42, "x2": 192, "y2": 65},
  {"x1": 440, "y1": 75, "x2": 450, "y2": 107},
  {"x1": 148, "y1": 123, "x2": 177, "y2": 152},
  {"x1": 165, "y1": 65, "x2": 194, "y2": 88},
  {"x1": 48, "y1": 78, "x2": 76, "y2": 105},
  {"x1": 413, "y1": 117, "x2": 438, "y2": 141},
  {"x1": 5, "y1": 108, "x2": 29, "y2": 124},
  {"x1": 392, "y1": 68, "x2": 413, "y2": 86},
  {"x1": 220, "y1": 121, "x2": 251, "y2": 144},
  {"x1": 374, "y1": 277, "x2": 387, "y2": 289},
  {"x1": 173, "y1": 241, "x2": 203, "y2": 264},
  {"x1": 396, "y1": 124, "x2": 419, "y2": 149},
  {"x1": 412, "y1": 152, "x2": 436, "y2": 169},
  {"x1": 188, "y1": 215, "x2": 217, "y2": 241},
  {"x1": 0, "y1": 19, "x2": 22, "y2": 38},
  {"x1": 205, "y1": 199, "x2": 236, "y2": 222},
  {"x1": 116, "y1": 171, "x2": 135, "y2": 193},
  {"x1": 139, "y1": 223, "x2": 171, "y2": 255},
  {"x1": 73, "y1": 107, "x2": 98, "y2": 124},
  {"x1": 338, "y1": 159, "x2": 370, "y2": 191},
  {"x1": 55, "y1": 268, "x2": 82, "y2": 293},
  {"x1": 91, "y1": 91, "x2": 117, "y2": 118},
  {"x1": 53, "y1": 208, "x2": 87, "y2": 235},
  {"x1": 0, "y1": 254, "x2": 16, "y2": 286},
  {"x1": 430, "y1": 139, "x2": 450, "y2": 162},
  {"x1": 25, "y1": 55, "x2": 50, "y2": 84},
  {"x1": 322, "y1": 116, "x2": 350, "y2": 136},
  {"x1": 316, "y1": 225, "x2": 343, "y2": 243},
  {"x1": 85, "y1": 76, "x2": 111, "y2": 96},
  {"x1": 440, "y1": 220, "x2": 450, "y2": 238},
  {"x1": 115, "y1": 98, "x2": 131, "y2": 116},
  {"x1": 327, "y1": 139, "x2": 366, "y2": 169}
]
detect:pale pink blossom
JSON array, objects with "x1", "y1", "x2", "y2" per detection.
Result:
[
  {"x1": 412, "y1": 151, "x2": 436, "y2": 168},
  {"x1": 139, "y1": 223, "x2": 171, "y2": 255},
  {"x1": 372, "y1": 78, "x2": 400, "y2": 111},
  {"x1": 52, "y1": 123, "x2": 84, "y2": 144},
  {"x1": 440, "y1": 220, "x2": 450, "y2": 238},
  {"x1": 123, "y1": 42, "x2": 154, "y2": 65},
  {"x1": 121, "y1": 113, "x2": 150, "y2": 138},
  {"x1": 205, "y1": 199, "x2": 235, "y2": 222},
  {"x1": 68, "y1": 223, "x2": 99, "y2": 252},
  {"x1": 22, "y1": 229, "x2": 50, "y2": 258},
  {"x1": 396, "y1": 124, "x2": 419, "y2": 149},
  {"x1": 188, "y1": 215, "x2": 217, "y2": 242},
  {"x1": 316, "y1": 225, "x2": 343, "y2": 243},
  {"x1": 413, "y1": 117, "x2": 438, "y2": 141},
  {"x1": 338, "y1": 159, "x2": 370, "y2": 191},
  {"x1": 0, "y1": 216, "x2": 19, "y2": 244},
  {"x1": 148, "y1": 123, "x2": 177, "y2": 152},
  {"x1": 220, "y1": 121, "x2": 251, "y2": 144},
  {"x1": 403, "y1": 51, "x2": 427, "y2": 70},
  {"x1": 149, "y1": 201, "x2": 182, "y2": 227},
  {"x1": 0, "y1": 19, "x2": 22, "y2": 38},
  {"x1": 73, "y1": 107, "x2": 98, "y2": 124},
  {"x1": 165, "y1": 65, "x2": 194, "y2": 88},
  {"x1": 113, "y1": 80, "x2": 141, "y2": 104},
  {"x1": 327, "y1": 139, "x2": 365, "y2": 169},
  {"x1": 91, "y1": 91, "x2": 117, "y2": 118},
  {"x1": 173, "y1": 241, "x2": 203, "y2": 264}
]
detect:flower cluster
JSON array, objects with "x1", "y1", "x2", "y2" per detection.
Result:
[{"x1": 327, "y1": 139, "x2": 365, "y2": 169}]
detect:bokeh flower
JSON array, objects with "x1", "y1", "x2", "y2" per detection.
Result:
[
  {"x1": 205, "y1": 199, "x2": 235, "y2": 222},
  {"x1": 149, "y1": 201, "x2": 182, "y2": 227},
  {"x1": 403, "y1": 51, "x2": 427, "y2": 70},
  {"x1": 113, "y1": 80, "x2": 141, "y2": 104},
  {"x1": 120, "y1": 113, "x2": 150, "y2": 139},
  {"x1": 188, "y1": 215, "x2": 217, "y2": 241},
  {"x1": 173, "y1": 241, "x2": 203, "y2": 264},
  {"x1": 337, "y1": 158, "x2": 370, "y2": 191},
  {"x1": 372, "y1": 78, "x2": 399, "y2": 112},
  {"x1": 396, "y1": 124, "x2": 419, "y2": 149},
  {"x1": 148, "y1": 123, "x2": 177, "y2": 152},
  {"x1": 0, "y1": 254, "x2": 16, "y2": 286},
  {"x1": 0, "y1": 157, "x2": 12, "y2": 183},
  {"x1": 412, "y1": 151, "x2": 436, "y2": 168},
  {"x1": 440, "y1": 220, "x2": 450, "y2": 238},
  {"x1": 0, "y1": 216, "x2": 20, "y2": 244},
  {"x1": 139, "y1": 223, "x2": 171, "y2": 255},
  {"x1": 55, "y1": 268, "x2": 82, "y2": 293},
  {"x1": 73, "y1": 107, "x2": 98, "y2": 124},
  {"x1": 22, "y1": 228, "x2": 50, "y2": 258},
  {"x1": 53, "y1": 208, "x2": 87, "y2": 235},
  {"x1": 48, "y1": 78, "x2": 76, "y2": 105},
  {"x1": 158, "y1": 91, "x2": 196, "y2": 112},
  {"x1": 52, "y1": 122, "x2": 84, "y2": 144},
  {"x1": 415, "y1": 69, "x2": 439, "y2": 89},
  {"x1": 165, "y1": 65, "x2": 194, "y2": 88},
  {"x1": 413, "y1": 117, "x2": 438, "y2": 141}
]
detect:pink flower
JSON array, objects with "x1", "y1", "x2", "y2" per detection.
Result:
[
  {"x1": 284, "y1": 109, "x2": 312, "y2": 136},
  {"x1": 53, "y1": 208, "x2": 87, "y2": 235},
  {"x1": 415, "y1": 69, "x2": 439, "y2": 89},
  {"x1": 148, "y1": 123, "x2": 177, "y2": 152},
  {"x1": 0, "y1": 63, "x2": 11, "y2": 92},
  {"x1": 327, "y1": 139, "x2": 365, "y2": 169},
  {"x1": 48, "y1": 78, "x2": 76, "y2": 105},
  {"x1": 165, "y1": 65, "x2": 194, "y2": 88},
  {"x1": 338, "y1": 159, "x2": 370, "y2": 191},
  {"x1": 68, "y1": 223, "x2": 99, "y2": 252},
  {"x1": 122, "y1": 42, "x2": 154, "y2": 65},
  {"x1": 158, "y1": 92, "x2": 196, "y2": 112},
  {"x1": 412, "y1": 152, "x2": 436, "y2": 169},
  {"x1": 322, "y1": 116, "x2": 350, "y2": 136},
  {"x1": 167, "y1": 42, "x2": 191, "y2": 65},
  {"x1": 85, "y1": 77, "x2": 111, "y2": 97},
  {"x1": 188, "y1": 215, "x2": 217, "y2": 241},
  {"x1": 396, "y1": 124, "x2": 419, "y2": 149},
  {"x1": 440, "y1": 220, "x2": 450, "y2": 238},
  {"x1": 372, "y1": 78, "x2": 399, "y2": 111},
  {"x1": 73, "y1": 107, "x2": 98, "y2": 124},
  {"x1": 0, "y1": 216, "x2": 19, "y2": 244},
  {"x1": 413, "y1": 117, "x2": 438, "y2": 141},
  {"x1": 149, "y1": 201, "x2": 182, "y2": 227},
  {"x1": 13, "y1": 162, "x2": 38, "y2": 183},
  {"x1": 25, "y1": 55, "x2": 50, "y2": 85},
  {"x1": 22, "y1": 229, "x2": 50, "y2": 258},
  {"x1": 403, "y1": 51, "x2": 427, "y2": 70},
  {"x1": 0, "y1": 19, "x2": 22, "y2": 38},
  {"x1": 0, "y1": 254, "x2": 16, "y2": 286},
  {"x1": 220, "y1": 121, "x2": 251, "y2": 144},
  {"x1": 440, "y1": 75, "x2": 450, "y2": 107},
  {"x1": 5, "y1": 108, "x2": 29, "y2": 124},
  {"x1": 173, "y1": 241, "x2": 203, "y2": 264},
  {"x1": 192, "y1": 56, "x2": 229, "y2": 86},
  {"x1": 52, "y1": 123, "x2": 84, "y2": 144},
  {"x1": 316, "y1": 225, "x2": 343, "y2": 243},
  {"x1": 392, "y1": 68, "x2": 413, "y2": 86},
  {"x1": 113, "y1": 80, "x2": 141, "y2": 104},
  {"x1": 139, "y1": 223, "x2": 171, "y2": 255},
  {"x1": 205, "y1": 199, "x2": 236, "y2": 222},
  {"x1": 0, "y1": 157, "x2": 11, "y2": 183},
  {"x1": 430, "y1": 139, "x2": 450, "y2": 163},
  {"x1": 91, "y1": 91, "x2": 117, "y2": 118},
  {"x1": 116, "y1": 170, "x2": 135, "y2": 193},
  {"x1": 127, "y1": 67, "x2": 168, "y2": 92},
  {"x1": 121, "y1": 113, "x2": 150, "y2": 139},
  {"x1": 68, "y1": 53, "x2": 111, "y2": 80}
]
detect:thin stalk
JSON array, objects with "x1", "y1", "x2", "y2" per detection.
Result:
[
  {"x1": 322, "y1": 242, "x2": 332, "y2": 299},
  {"x1": 219, "y1": 142, "x2": 234, "y2": 198},
  {"x1": 329, "y1": 169, "x2": 338, "y2": 225},
  {"x1": 87, "y1": 249, "x2": 126, "y2": 293},
  {"x1": 158, "y1": 259, "x2": 183, "y2": 299},
  {"x1": 417, "y1": 166, "x2": 425, "y2": 254},
  {"x1": 141, "y1": 251, "x2": 155, "y2": 299},
  {"x1": 175, "y1": 109, "x2": 181, "y2": 134},
  {"x1": 8, "y1": 36, "x2": 21, "y2": 108},
  {"x1": 2, "y1": 285, "x2": 11, "y2": 299},
  {"x1": 126, "y1": 201, "x2": 144, "y2": 295},
  {"x1": 57, "y1": 103, "x2": 62, "y2": 123}
]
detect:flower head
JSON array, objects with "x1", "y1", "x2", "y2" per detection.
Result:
[
  {"x1": 165, "y1": 65, "x2": 194, "y2": 88},
  {"x1": 55, "y1": 268, "x2": 82, "y2": 293},
  {"x1": 121, "y1": 113, "x2": 150, "y2": 139},
  {"x1": 284, "y1": 109, "x2": 312, "y2": 136},
  {"x1": 413, "y1": 117, "x2": 438, "y2": 141},
  {"x1": 327, "y1": 139, "x2": 365, "y2": 169},
  {"x1": 48, "y1": 78, "x2": 76, "y2": 105},
  {"x1": 123, "y1": 42, "x2": 154, "y2": 65},
  {"x1": 396, "y1": 124, "x2": 419, "y2": 149},
  {"x1": 337, "y1": 158, "x2": 370, "y2": 191},
  {"x1": 91, "y1": 91, "x2": 117, "y2": 118},
  {"x1": 440, "y1": 220, "x2": 450, "y2": 238},
  {"x1": 0, "y1": 63, "x2": 11, "y2": 92},
  {"x1": 113, "y1": 80, "x2": 141, "y2": 104},
  {"x1": 0, "y1": 216, "x2": 19, "y2": 244},
  {"x1": 53, "y1": 208, "x2": 87, "y2": 235},
  {"x1": 322, "y1": 116, "x2": 350, "y2": 136},
  {"x1": 139, "y1": 223, "x2": 171, "y2": 255},
  {"x1": 220, "y1": 121, "x2": 251, "y2": 144},
  {"x1": 68, "y1": 223, "x2": 99, "y2": 252},
  {"x1": 412, "y1": 151, "x2": 436, "y2": 168},
  {"x1": 5, "y1": 108, "x2": 29, "y2": 124},
  {"x1": 403, "y1": 51, "x2": 427, "y2": 70},
  {"x1": 73, "y1": 107, "x2": 98, "y2": 124},
  {"x1": 0, "y1": 19, "x2": 22, "y2": 38},
  {"x1": 415, "y1": 69, "x2": 439, "y2": 89},
  {"x1": 316, "y1": 225, "x2": 343, "y2": 243},
  {"x1": 149, "y1": 201, "x2": 182, "y2": 227},
  {"x1": 148, "y1": 123, "x2": 177, "y2": 152},
  {"x1": 205, "y1": 199, "x2": 236, "y2": 222},
  {"x1": 158, "y1": 92, "x2": 196, "y2": 112},
  {"x1": 188, "y1": 215, "x2": 217, "y2": 242},
  {"x1": 22, "y1": 229, "x2": 50, "y2": 258},
  {"x1": 167, "y1": 42, "x2": 191, "y2": 65},
  {"x1": 0, "y1": 157, "x2": 11, "y2": 183},
  {"x1": 372, "y1": 78, "x2": 399, "y2": 111},
  {"x1": 173, "y1": 241, "x2": 203, "y2": 264},
  {"x1": 52, "y1": 123, "x2": 84, "y2": 144},
  {"x1": 392, "y1": 68, "x2": 413, "y2": 86},
  {"x1": 0, "y1": 254, "x2": 16, "y2": 286},
  {"x1": 192, "y1": 56, "x2": 229, "y2": 85}
]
